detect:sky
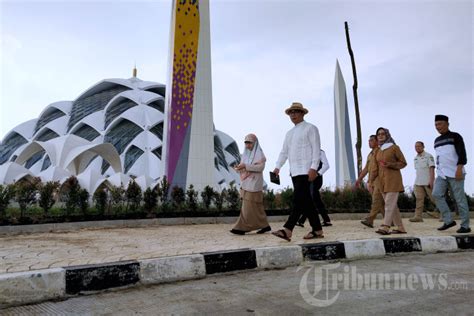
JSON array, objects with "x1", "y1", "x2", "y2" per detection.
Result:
[{"x1": 1, "y1": 0, "x2": 473, "y2": 194}]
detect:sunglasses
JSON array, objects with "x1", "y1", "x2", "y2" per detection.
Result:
[{"x1": 288, "y1": 110, "x2": 303, "y2": 114}]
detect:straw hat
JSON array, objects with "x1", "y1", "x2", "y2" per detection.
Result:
[{"x1": 285, "y1": 102, "x2": 309, "y2": 115}]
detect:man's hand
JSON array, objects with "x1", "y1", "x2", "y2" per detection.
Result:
[
  {"x1": 355, "y1": 179, "x2": 361, "y2": 188},
  {"x1": 429, "y1": 180, "x2": 434, "y2": 190},
  {"x1": 455, "y1": 166, "x2": 464, "y2": 180},
  {"x1": 273, "y1": 168, "x2": 280, "y2": 176},
  {"x1": 308, "y1": 169, "x2": 318, "y2": 182}
]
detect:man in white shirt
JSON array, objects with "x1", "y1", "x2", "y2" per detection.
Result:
[
  {"x1": 272, "y1": 102, "x2": 324, "y2": 241},
  {"x1": 296, "y1": 149, "x2": 332, "y2": 226},
  {"x1": 410, "y1": 141, "x2": 437, "y2": 222}
]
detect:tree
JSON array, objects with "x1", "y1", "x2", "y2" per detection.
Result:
[
  {"x1": 126, "y1": 180, "x2": 142, "y2": 212},
  {"x1": 93, "y1": 188, "x2": 108, "y2": 215},
  {"x1": 201, "y1": 185, "x2": 214, "y2": 210},
  {"x1": 156, "y1": 176, "x2": 170, "y2": 205},
  {"x1": 213, "y1": 189, "x2": 226, "y2": 211},
  {"x1": 61, "y1": 176, "x2": 82, "y2": 216},
  {"x1": 78, "y1": 189, "x2": 90, "y2": 216},
  {"x1": 263, "y1": 189, "x2": 276, "y2": 210},
  {"x1": 186, "y1": 185, "x2": 199, "y2": 212},
  {"x1": 109, "y1": 185, "x2": 125, "y2": 215},
  {"x1": 0, "y1": 184, "x2": 14, "y2": 219},
  {"x1": 171, "y1": 186, "x2": 186, "y2": 210},
  {"x1": 143, "y1": 187, "x2": 158, "y2": 215},
  {"x1": 15, "y1": 178, "x2": 40, "y2": 218},
  {"x1": 38, "y1": 181, "x2": 60, "y2": 216},
  {"x1": 345, "y1": 21, "x2": 363, "y2": 176},
  {"x1": 226, "y1": 183, "x2": 240, "y2": 210}
]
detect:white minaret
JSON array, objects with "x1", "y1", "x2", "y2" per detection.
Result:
[
  {"x1": 334, "y1": 60, "x2": 356, "y2": 186},
  {"x1": 163, "y1": 0, "x2": 215, "y2": 192}
]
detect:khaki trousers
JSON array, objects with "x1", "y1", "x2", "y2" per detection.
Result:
[
  {"x1": 414, "y1": 185, "x2": 435, "y2": 218},
  {"x1": 382, "y1": 192, "x2": 404, "y2": 229},
  {"x1": 366, "y1": 184, "x2": 385, "y2": 223}
]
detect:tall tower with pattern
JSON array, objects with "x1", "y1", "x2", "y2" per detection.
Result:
[{"x1": 162, "y1": 0, "x2": 215, "y2": 191}]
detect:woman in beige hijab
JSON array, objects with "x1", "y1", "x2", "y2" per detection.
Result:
[{"x1": 230, "y1": 134, "x2": 271, "y2": 235}]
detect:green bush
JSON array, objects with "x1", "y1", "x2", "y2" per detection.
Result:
[
  {"x1": 226, "y1": 184, "x2": 240, "y2": 210},
  {"x1": 126, "y1": 180, "x2": 142, "y2": 212},
  {"x1": 263, "y1": 189, "x2": 276, "y2": 209},
  {"x1": 38, "y1": 181, "x2": 60, "y2": 216},
  {"x1": 171, "y1": 186, "x2": 186, "y2": 210},
  {"x1": 213, "y1": 188, "x2": 226, "y2": 211},
  {"x1": 0, "y1": 184, "x2": 14, "y2": 218},
  {"x1": 279, "y1": 186, "x2": 294, "y2": 210},
  {"x1": 61, "y1": 176, "x2": 82, "y2": 216},
  {"x1": 93, "y1": 188, "x2": 108, "y2": 215},
  {"x1": 201, "y1": 185, "x2": 214, "y2": 210},
  {"x1": 143, "y1": 187, "x2": 158, "y2": 215},
  {"x1": 15, "y1": 178, "x2": 40, "y2": 218},
  {"x1": 186, "y1": 185, "x2": 199, "y2": 212},
  {"x1": 109, "y1": 185, "x2": 125, "y2": 215}
]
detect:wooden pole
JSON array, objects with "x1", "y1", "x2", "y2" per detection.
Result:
[{"x1": 344, "y1": 21, "x2": 362, "y2": 176}]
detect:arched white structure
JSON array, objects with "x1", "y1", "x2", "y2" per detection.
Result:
[{"x1": 0, "y1": 77, "x2": 240, "y2": 193}]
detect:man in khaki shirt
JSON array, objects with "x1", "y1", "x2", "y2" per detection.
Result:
[
  {"x1": 355, "y1": 135, "x2": 384, "y2": 228},
  {"x1": 410, "y1": 141, "x2": 437, "y2": 222}
]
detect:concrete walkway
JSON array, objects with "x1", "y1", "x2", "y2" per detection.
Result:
[{"x1": 0, "y1": 218, "x2": 468, "y2": 274}]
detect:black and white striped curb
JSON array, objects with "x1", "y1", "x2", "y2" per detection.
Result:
[{"x1": 1, "y1": 234, "x2": 473, "y2": 308}]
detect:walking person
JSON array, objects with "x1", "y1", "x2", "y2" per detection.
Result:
[
  {"x1": 296, "y1": 149, "x2": 332, "y2": 227},
  {"x1": 370, "y1": 127, "x2": 408, "y2": 235},
  {"x1": 432, "y1": 115, "x2": 470, "y2": 233},
  {"x1": 271, "y1": 102, "x2": 324, "y2": 241},
  {"x1": 356, "y1": 135, "x2": 385, "y2": 228},
  {"x1": 231, "y1": 134, "x2": 271, "y2": 235},
  {"x1": 410, "y1": 141, "x2": 438, "y2": 222}
]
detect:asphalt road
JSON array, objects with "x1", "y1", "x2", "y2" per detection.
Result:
[{"x1": 3, "y1": 252, "x2": 473, "y2": 315}]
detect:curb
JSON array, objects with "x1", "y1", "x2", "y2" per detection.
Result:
[{"x1": 1, "y1": 234, "x2": 473, "y2": 308}]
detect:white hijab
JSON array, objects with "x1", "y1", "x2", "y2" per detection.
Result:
[{"x1": 240, "y1": 133, "x2": 266, "y2": 181}]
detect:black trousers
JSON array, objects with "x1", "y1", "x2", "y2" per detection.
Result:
[
  {"x1": 284, "y1": 175, "x2": 323, "y2": 232},
  {"x1": 298, "y1": 175, "x2": 331, "y2": 224}
]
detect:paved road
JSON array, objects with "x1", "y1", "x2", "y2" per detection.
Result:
[
  {"x1": 0, "y1": 218, "x2": 462, "y2": 274},
  {"x1": 3, "y1": 252, "x2": 473, "y2": 315}
]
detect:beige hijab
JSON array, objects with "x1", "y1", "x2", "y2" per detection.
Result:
[{"x1": 240, "y1": 133, "x2": 266, "y2": 181}]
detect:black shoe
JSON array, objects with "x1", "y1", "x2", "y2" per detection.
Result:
[
  {"x1": 437, "y1": 221, "x2": 457, "y2": 231},
  {"x1": 295, "y1": 222, "x2": 304, "y2": 228},
  {"x1": 322, "y1": 222, "x2": 332, "y2": 227},
  {"x1": 256, "y1": 226, "x2": 271, "y2": 234},
  {"x1": 456, "y1": 227, "x2": 472, "y2": 234},
  {"x1": 360, "y1": 219, "x2": 374, "y2": 228},
  {"x1": 230, "y1": 229, "x2": 245, "y2": 235}
]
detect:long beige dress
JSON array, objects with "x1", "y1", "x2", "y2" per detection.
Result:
[{"x1": 233, "y1": 162, "x2": 270, "y2": 231}]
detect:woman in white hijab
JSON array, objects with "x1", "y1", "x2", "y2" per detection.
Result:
[{"x1": 230, "y1": 133, "x2": 271, "y2": 235}]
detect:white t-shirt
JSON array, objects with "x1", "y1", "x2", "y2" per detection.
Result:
[{"x1": 414, "y1": 151, "x2": 435, "y2": 186}]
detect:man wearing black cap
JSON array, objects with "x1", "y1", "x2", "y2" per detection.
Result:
[{"x1": 433, "y1": 115, "x2": 470, "y2": 233}]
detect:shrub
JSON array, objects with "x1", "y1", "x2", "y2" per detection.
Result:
[
  {"x1": 93, "y1": 188, "x2": 108, "y2": 215},
  {"x1": 263, "y1": 189, "x2": 276, "y2": 209},
  {"x1": 15, "y1": 178, "x2": 40, "y2": 218},
  {"x1": 213, "y1": 189, "x2": 226, "y2": 211},
  {"x1": 109, "y1": 185, "x2": 125, "y2": 214},
  {"x1": 143, "y1": 187, "x2": 158, "y2": 215},
  {"x1": 226, "y1": 184, "x2": 240, "y2": 210},
  {"x1": 38, "y1": 181, "x2": 60, "y2": 216},
  {"x1": 78, "y1": 189, "x2": 89, "y2": 215},
  {"x1": 156, "y1": 176, "x2": 170, "y2": 205},
  {"x1": 0, "y1": 184, "x2": 14, "y2": 218},
  {"x1": 201, "y1": 185, "x2": 214, "y2": 210},
  {"x1": 126, "y1": 180, "x2": 142, "y2": 212},
  {"x1": 171, "y1": 186, "x2": 186, "y2": 210},
  {"x1": 279, "y1": 186, "x2": 294, "y2": 210},
  {"x1": 61, "y1": 176, "x2": 82, "y2": 216},
  {"x1": 186, "y1": 185, "x2": 199, "y2": 212}
]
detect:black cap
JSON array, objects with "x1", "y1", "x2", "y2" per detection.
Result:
[{"x1": 435, "y1": 114, "x2": 449, "y2": 122}]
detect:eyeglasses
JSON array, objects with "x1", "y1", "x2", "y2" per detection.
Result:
[{"x1": 288, "y1": 110, "x2": 302, "y2": 114}]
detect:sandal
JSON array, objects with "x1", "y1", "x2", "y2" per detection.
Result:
[
  {"x1": 391, "y1": 229, "x2": 407, "y2": 234},
  {"x1": 272, "y1": 229, "x2": 291, "y2": 242},
  {"x1": 375, "y1": 228, "x2": 391, "y2": 235},
  {"x1": 303, "y1": 231, "x2": 324, "y2": 239}
]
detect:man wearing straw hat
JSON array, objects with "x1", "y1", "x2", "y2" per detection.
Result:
[{"x1": 272, "y1": 102, "x2": 324, "y2": 241}]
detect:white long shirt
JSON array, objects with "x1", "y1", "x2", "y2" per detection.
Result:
[
  {"x1": 275, "y1": 120, "x2": 321, "y2": 177},
  {"x1": 318, "y1": 150, "x2": 330, "y2": 175}
]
